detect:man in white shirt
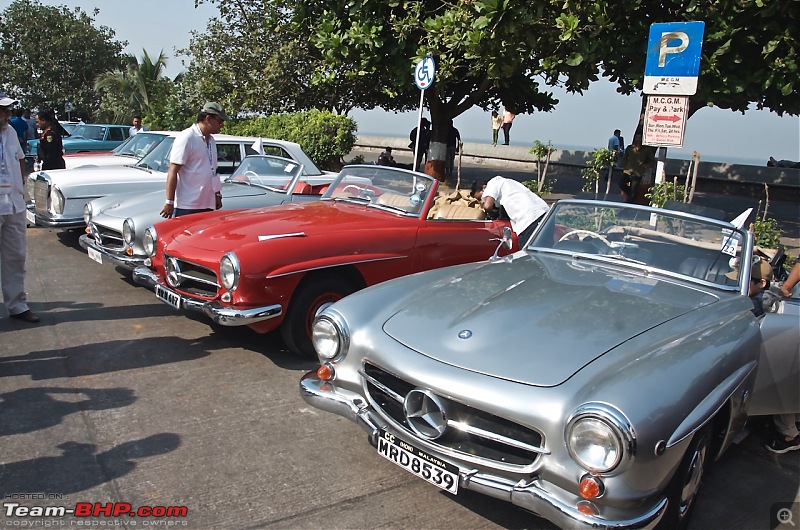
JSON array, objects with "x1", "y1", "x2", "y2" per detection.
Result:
[
  {"x1": 129, "y1": 115, "x2": 148, "y2": 136},
  {"x1": 471, "y1": 176, "x2": 550, "y2": 246},
  {"x1": 160, "y1": 102, "x2": 227, "y2": 218},
  {"x1": 0, "y1": 92, "x2": 39, "y2": 323}
]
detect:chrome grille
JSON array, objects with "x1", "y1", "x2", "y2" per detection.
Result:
[
  {"x1": 363, "y1": 362, "x2": 544, "y2": 469},
  {"x1": 33, "y1": 178, "x2": 49, "y2": 212},
  {"x1": 164, "y1": 254, "x2": 219, "y2": 297},
  {"x1": 91, "y1": 224, "x2": 124, "y2": 251}
]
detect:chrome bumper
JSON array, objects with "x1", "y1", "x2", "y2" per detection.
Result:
[
  {"x1": 78, "y1": 234, "x2": 145, "y2": 270},
  {"x1": 32, "y1": 212, "x2": 84, "y2": 228},
  {"x1": 132, "y1": 266, "x2": 283, "y2": 326},
  {"x1": 299, "y1": 372, "x2": 666, "y2": 530}
]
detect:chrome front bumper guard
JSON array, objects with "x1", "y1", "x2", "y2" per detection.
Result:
[
  {"x1": 79, "y1": 234, "x2": 145, "y2": 270},
  {"x1": 299, "y1": 372, "x2": 666, "y2": 530},
  {"x1": 132, "y1": 266, "x2": 282, "y2": 326},
  {"x1": 32, "y1": 212, "x2": 84, "y2": 228}
]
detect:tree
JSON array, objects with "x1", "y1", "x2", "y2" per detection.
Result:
[
  {"x1": 0, "y1": 0, "x2": 126, "y2": 121},
  {"x1": 195, "y1": 0, "x2": 602, "y2": 180},
  {"x1": 185, "y1": 0, "x2": 396, "y2": 117},
  {"x1": 95, "y1": 49, "x2": 171, "y2": 123}
]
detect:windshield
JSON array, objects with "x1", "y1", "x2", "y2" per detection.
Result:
[
  {"x1": 225, "y1": 155, "x2": 304, "y2": 191},
  {"x1": 114, "y1": 133, "x2": 165, "y2": 158},
  {"x1": 135, "y1": 137, "x2": 175, "y2": 173},
  {"x1": 530, "y1": 200, "x2": 750, "y2": 288},
  {"x1": 322, "y1": 165, "x2": 434, "y2": 216},
  {"x1": 70, "y1": 125, "x2": 106, "y2": 140}
]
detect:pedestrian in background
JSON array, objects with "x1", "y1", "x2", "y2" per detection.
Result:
[
  {"x1": 160, "y1": 102, "x2": 226, "y2": 219},
  {"x1": 446, "y1": 125, "x2": 461, "y2": 178},
  {"x1": 0, "y1": 92, "x2": 40, "y2": 323},
  {"x1": 408, "y1": 118, "x2": 430, "y2": 171},
  {"x1": 491, "y1": 110, "x2": 502, "y2": 146},
  {"x1": 605, "y1": 128, "x2": 624, "y2": 181},
  {"x1": 376, "y1": 146, "x2": 395, "y2": 166},
  {"x1": 34, "y1": 110, "x2": 65, "y2": 170},
  {"x1": 129, "y1": 115, "x2": 148, "y2": 136},
  {"x1": 9, "y1": 109, "x2": 28, "y2": 149},
  {"x1": 620, "y1": 133, "x2": 655, "y2": 203},
  {"x1": 501, "y1": 107, "x2": 515, "y2": 145}
]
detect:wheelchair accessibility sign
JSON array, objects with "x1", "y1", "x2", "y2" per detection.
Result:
[
  {"x1": 644, "y1": 22, "x2": 705, "y2": 95},
  {"x1": 414, "y1": 56, "x2": 436, "y2": 90}
]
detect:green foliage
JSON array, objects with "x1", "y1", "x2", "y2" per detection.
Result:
[
  {"x1": 0, "y1": 0, "x2": 126, "y2": 120},
  {"x1": 580, "y1": 148, "x2": 615, "y2": 192},
  {"x1": 646, "y1": 181, "x2": 687, "y2": 208},
  {"x1": 225, "y1": 110, "x2": 357, "y2": 171},
  {"x1": 753, "y1": 217, "x2": 782, "y2": 249},
  {"x1": 95, "y1": 50, "x2": 172, "y2": 123},
  {"x1": 346, "y1": 154, "x2": 366, "y2": 165},
  {"x1": 521, "y1": 178, "x2": 557, "y2": 197}
]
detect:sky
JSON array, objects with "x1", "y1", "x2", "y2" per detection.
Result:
[{"x1": 37, "y1": 0, "x2": 800, "y2": 166}]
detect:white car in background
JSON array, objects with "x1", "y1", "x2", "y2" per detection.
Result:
[
  {"x1": 63, "y1": 131, "x2": 172, "y2": 169},
  {"x1": 28, "y1": 134, "x2": 323, "y2": 229}
]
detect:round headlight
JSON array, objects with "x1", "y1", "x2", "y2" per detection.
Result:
[
  {"x1": 122, "y1": 218, "x2": 135, "y2": 246},
  {"x1": 312, "y1": 318, "x2": 341, "y2": 360},
  {"x1": 567, "y1": 418, "x2": 623, "y2": 472},
  {"x1": 219, "y1": 252, "x2": 240, "y2": 291},
  {"x1": 83, "y1": 202, "x2": 93, "y2": 224},
  {"x1": 143, "y1": 226, "x2": 157, "y2": 257},
  {"x1": 51, "y1": 187, "x2": 65, "y2": 214}
]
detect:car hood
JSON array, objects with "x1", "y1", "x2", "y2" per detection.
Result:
[
  {"x1": 42, "y1": 165, "x2": 161, "y2": 186},
  {"x1": 98, "y1": 183, "x2": 270, "y2": 222},
  {"x1": 168, "y1": 201, "x2": 400, "y2": 253},
  {"x1": 382, "y1": 252, "x2": 720, "y2": 387}
]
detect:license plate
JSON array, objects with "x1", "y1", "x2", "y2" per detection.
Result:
[
  {"x1": 156, "y1": 284, "x2": 181, "y2": 310},
  {"x1": 377, "y1": 430, "x2": 459, "y2": 494},
  {"x1": 87, "y1": 247, "x2": 103, "y2": 264},
  {"x1": 26, "y1": 209, "x2": 35, "y2": 226}
]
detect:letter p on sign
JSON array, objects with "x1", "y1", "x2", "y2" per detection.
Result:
[{"x1": 658, "y1": 32, "x2": 689, "y2": 67}]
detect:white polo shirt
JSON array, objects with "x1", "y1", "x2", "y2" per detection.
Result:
[
  {"x1": 483, "y1": 176, "x2": 549, "y2": 236},
  {"x1": 169, "y1": 124, "x2": 219, "y2": 210},
  {"x1": 0, "y1": 125, "x2": 26, "y2": 215}
]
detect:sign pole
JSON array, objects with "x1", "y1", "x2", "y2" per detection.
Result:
[
  {"x1": 412, "y1": 56, "x2": 435, "y2": 172},
  {"x1": 413, "y1": 90, "x2": 424, "y2": 171}
]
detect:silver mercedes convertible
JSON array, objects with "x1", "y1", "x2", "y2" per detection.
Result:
[{"x1": 300, "y1": 199, "x2": 799, "y2": 529}]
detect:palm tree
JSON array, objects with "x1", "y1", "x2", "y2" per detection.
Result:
[{"x1": 95, "y1": 49, "x2": 168, "y2": 122}]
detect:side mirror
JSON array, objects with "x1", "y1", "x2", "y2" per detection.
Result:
[
  {"x1": 490, "y1": 226, "x2": 514, "y2": 261},
  {"x1": 501, "y1": 226, "x2": 513, "y2": 250}
]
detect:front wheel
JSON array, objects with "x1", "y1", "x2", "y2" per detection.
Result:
[
  {"x1": 658, "y1": 426, "x2": 710, "y2": 530},
  {"x1": 281, "y1": 274, "x2": 356, "y2": 358}
]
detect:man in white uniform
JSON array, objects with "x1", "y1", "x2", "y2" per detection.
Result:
[
  {"x1": 471, "y1": 176, "x2": 550, "y2": 246},
  {"x1": 160, "y1": 102, "x2": 227, "y2": 218},
  {"x1": 0, "y1": 92, "x2": 39, "y2": 323}
]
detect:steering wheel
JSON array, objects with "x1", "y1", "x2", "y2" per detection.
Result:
[{"x1": 557, "y1": 229, "x2": 611, "y2": 247}]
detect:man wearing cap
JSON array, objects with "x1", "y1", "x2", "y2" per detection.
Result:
[
  {"x1": 726, "y1": 258, "x2": 779, "y2": 318},
  {"x1": 0, "y1": 92, "x2": 39, "y2": 323},
  {"x1": 160, "y1": 102, "x2": 227, "y2": 218},
  {"x1": 470, "y1": 176, "x2": 549, "y2": 246}
]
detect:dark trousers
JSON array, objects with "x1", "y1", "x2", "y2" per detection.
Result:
[
  {"x1": 517, "y1": 215, "x2": 544, "y2": 248},
  {"x1": 619, "y1": 174, "x2": 642, "y2": 203},
  {"x1": 174, "y1": 208, "x2": 213, "y2": 218},
  {"x1": 502, "y1": 122, "x2": 512, "y2": 145}
]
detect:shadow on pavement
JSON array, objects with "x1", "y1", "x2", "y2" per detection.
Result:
[
  {"x1": 0, "y1": 336, "x2": 215, "y2": 381},
  {"x1": 0, "y1": 387, "x2": 136, "y2": 437},
  {"x1": 0, "y1": 433, "x2": 181, "y2": 496}
]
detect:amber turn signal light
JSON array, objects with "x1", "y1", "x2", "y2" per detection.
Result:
[
  {"x1": 579, "y1": 475, "x2": 604, "y2": 499},
  {"x1": 317, "y1": 364, "x2": 334, "y2": 381}
]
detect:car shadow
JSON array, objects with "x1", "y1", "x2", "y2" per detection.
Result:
[{"x1": 0, "y1": 336, "x2": 215, "y2": 381}]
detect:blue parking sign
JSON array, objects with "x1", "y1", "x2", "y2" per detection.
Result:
[{"x1": 644, "y1": 21, "x2": 705, "y2": 95}]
